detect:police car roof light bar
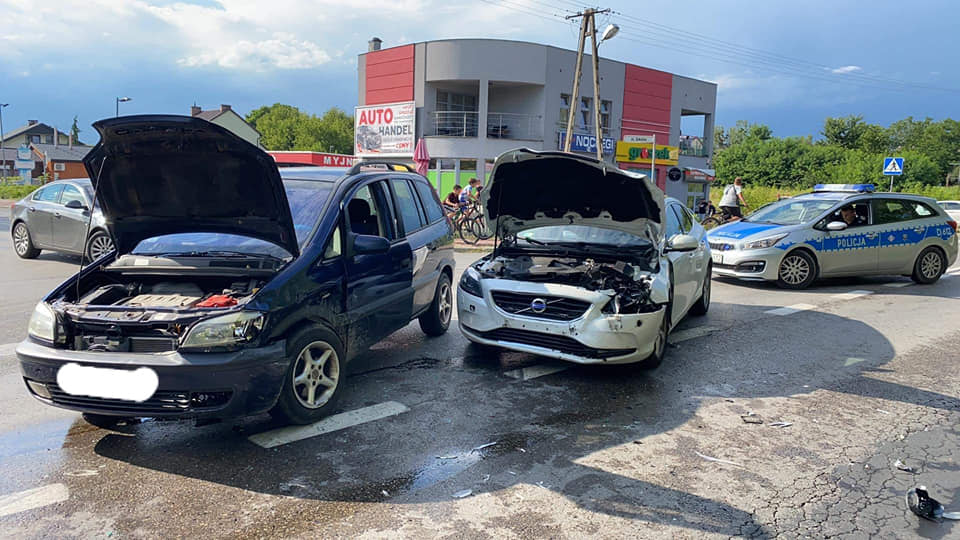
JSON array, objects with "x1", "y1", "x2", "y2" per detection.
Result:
[{"x1": 813, "y1": 183, "x2": 876, "y2": 193}]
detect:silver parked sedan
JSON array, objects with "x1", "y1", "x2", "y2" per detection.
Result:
[{"x1": 9, "y1": 179, "x2": 114, "y2": 261}]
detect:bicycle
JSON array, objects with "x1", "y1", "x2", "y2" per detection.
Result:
[
  {"x1": 455, "y1": 201, "x2": 493, "y2": 244},
  {"x1": 700, "y1": 206, "x2": 747, "y2": 231}
]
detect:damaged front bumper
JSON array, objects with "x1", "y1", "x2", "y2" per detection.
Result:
[
  {"x1": 710, "y1": 246, "x2": 783, "y2": 281},
  {"x1": 456, "y1": 281, "x2": 665, "y2": 365}
]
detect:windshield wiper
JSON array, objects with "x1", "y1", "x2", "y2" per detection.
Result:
[
  {"x1": 146, "y1": 250, "x2": 287, "y2": 262},
  {"x1": 519, "y1": 237, "x2": 548, "y2": 246}
]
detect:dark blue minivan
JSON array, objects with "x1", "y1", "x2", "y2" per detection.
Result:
[{"x1": 16, "y1": 115, "x2": 455, "y2": 426}]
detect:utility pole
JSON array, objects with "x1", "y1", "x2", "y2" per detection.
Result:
[
  {"x1": 563, "y1": 8, "x2": 612, "y2": 160},
  {"x1": 0, "y1": 103, "x2": 7, "y2": 181}
]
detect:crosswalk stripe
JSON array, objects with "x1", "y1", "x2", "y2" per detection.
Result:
[
  {"x1": 765, "y1": 303, "x2": 818, "y2": 316},
  {"x1": 668, "y1": 326, "x2": 719, "y2": 345},
  {"x1": 247, "y1": 401, "x2": 410, "y2": 449},
  {"x1": 0, "y1": 484, "x2": 69, "y2": 518},
  {"x1": 831, "y1": 290, "x2": 874, "y2": 301},
  {"x1": 504, "y1": 365, "x2": 568, "y2": 380},
  {"x1": 883, "y1": 282, "x2": 912, "y2": 288}
]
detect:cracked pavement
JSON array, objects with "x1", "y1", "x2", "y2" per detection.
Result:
[{"x1": 1, "y1": 242, "x2": 959, "y2": 538}]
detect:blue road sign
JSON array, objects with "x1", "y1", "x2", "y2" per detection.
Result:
[{"x1": 883, "y1": 157, "x2": 904, "y2": 176}]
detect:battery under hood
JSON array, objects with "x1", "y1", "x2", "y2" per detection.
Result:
[
  {"x1": 83, "y1": 115, "x2": 299, "y2": 257},
  {"x1": 481, "y1": 149, "x2": 665, "y2": 242}
]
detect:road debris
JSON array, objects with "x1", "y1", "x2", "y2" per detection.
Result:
[
  {"x1": 768, "y1": 421, "x2": 793, "y2": 428},
  {"x1": 436, "y1": 455, "x2": 458, "y2": 460},
  {"x1": 740, "y1": 413, "x2": 763, "y2": 424},
  {"x1": 694, "y1": 451, "x2": 744, "y2": 468},
  {"x1": 876, "y1": 408, "x2": 891, "y2": 415},
  {"x1": 472, "y1": 441, "x2": 497, "y2": 452},
  {"x1": 893, "y1": 460, "x2": 916, "y2": 473},
  {"x1": 381, "y1": 490, "x2": 389, "y2": 497},
  {"x1": 482, "y1": 474, "x2": 490, "y2": 483},
  {"x1": 906, "y1": 486, "x2": 960, "y2": 521},
  {"x1": 453, "y1": 489, "x2": 472, "y2": 499},
  {"x1": 64, "y1": 470, "x2": 99, "y2": 477},
  {"x1": 518, "y1": 448, "x2": 526, "y2": 453},
  {"x1": 508, "y1": 471, "x2": 517, "y2": 475}
]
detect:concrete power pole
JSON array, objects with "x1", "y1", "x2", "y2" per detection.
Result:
[{"x1": 563, "y1": 8, "x2": 610, "y2": 160}]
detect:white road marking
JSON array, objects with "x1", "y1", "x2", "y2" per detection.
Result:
[
  {"x1": 765, "y1": 303, "x2": 818, "y2": 316},
  {"x1": 668, "y1": 326, "x2": 719, "y2": 345},
  {"x1": 504, "y1": 365, "x2": 568, "y2": 380},
  {"x1": 0, "y1": 484, "x2": 69, "y2": 518},
  {"x1": 0, "y1": 342, "x2": 20, "y2": 357},
  {"x1": 883, "y1": 282, "x2": 912, "y2": 288},
  {"x1": 831, "y1": 290, "x2": 874, "y2": 301},
  {"x1": 248, "y1": 401, "x2": 410, "y2": 449}
]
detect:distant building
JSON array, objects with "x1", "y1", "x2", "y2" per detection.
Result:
[
  {"x1": 31, "y1": 143, "x2": 93, "y2": 181},
  {"x1": 2, "y1": 120, "x2": 72, "y2": 147},
  {"x1": 190, "y1": 104, "x2": 262, "y2": 147}
]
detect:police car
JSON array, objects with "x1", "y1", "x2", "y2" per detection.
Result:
[{"x1": 707, "y1": 184, "x2": 958, "y2": 289}]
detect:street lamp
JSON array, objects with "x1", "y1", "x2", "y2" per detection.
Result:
[
  {"x1": 0, "y1": 103, "x2": 8, "y2": 181},
  {"x1": 600, "y1": 24, "x2": 620, "y2": 43},
  {"x1": 115, "y1": 96, "x2": 132, "y2": 117}
]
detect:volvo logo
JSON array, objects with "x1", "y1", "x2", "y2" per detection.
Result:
[{"x1": 530, "y1": 298, "x2": 547, "y2": 313}]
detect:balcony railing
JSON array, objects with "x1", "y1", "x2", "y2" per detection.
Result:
[
  {"x1": 556, "y1": 122, "x2": 612, "y2": 138},
  {"x1": 427, "y1": 111, "x2": 544, "y2": 140},
  {"x1": 487, "y1": 112, "x2": 543, "y2": 140},
  {"x1": 679, "y1": 146, "x2": 708, "y2": 157},
  {"x1": 429, "y1": 111, "x2": 479, "y2": 137}
]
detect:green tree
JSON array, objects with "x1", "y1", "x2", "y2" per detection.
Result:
[
  {"x1": 822, "y1": 115, "x2": 868, "y2": 149},
  {"x1": 714, "y1": 125, "x2": 729, "y2": 151},
  {"x1": 246, "y1": 103, "x2": 354, "y2": 154}
]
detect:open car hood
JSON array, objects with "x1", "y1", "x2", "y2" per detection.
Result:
[
  {"x1": 83, "y1": 115, "x2": 299, "y2": 257},
  {"x1": 481, "y1": 149, "x2": 665, "y2": 241}
]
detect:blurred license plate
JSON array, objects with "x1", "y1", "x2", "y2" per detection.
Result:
[
  {"x1": 711, "y1": 252, "x2": 723, "y2": 264},
  {"x1": 57, "y1": 363, "x2": 159, "y2": 402}
]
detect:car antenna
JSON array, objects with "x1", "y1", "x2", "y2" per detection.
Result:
[{"x1": 76, "y1": 155, "x2": 108, "y2": 302}]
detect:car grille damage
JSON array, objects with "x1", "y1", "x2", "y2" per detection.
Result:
[
  {"x1": 470, "y1": 327, "x2": 635, "y2": 359},
  {"x1": 490, "y1": 291, "x2": 592, "y2": 321}
]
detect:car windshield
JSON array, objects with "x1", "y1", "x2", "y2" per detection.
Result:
[
  {"x1": 131, "y1": 180, "x2": 332, "y2": 258},
  {"x1": 745, "y1": 198, "x2": 840, "y2": 225},
  {"x1": 515, "y1": 225, "x2": 651, "y2": 249}
]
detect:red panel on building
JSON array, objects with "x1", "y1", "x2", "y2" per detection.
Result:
[
  {"x1": 268, "y1": 151, "x2": 357, "y2": 168},
  {"x1": 621, "y1": 64, "x2": 672, "y2": 139},
  {"x1": 365, "y1": 45, "x2": 415, "y2": 105}
]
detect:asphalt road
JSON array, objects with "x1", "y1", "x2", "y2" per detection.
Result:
[{"x1": 1, "y1": 226, "x2": 959, "y2": 538}]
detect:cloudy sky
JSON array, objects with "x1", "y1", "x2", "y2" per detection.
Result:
[{"x1": 1, "y1": 0, "x2": 957, "y2": 143}]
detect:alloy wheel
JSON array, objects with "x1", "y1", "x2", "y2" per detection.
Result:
[
  {"x1": 88, "y1": 235, "x2": 114, "y2": 260},
  {"x1": 779, "y1": 255, "x2": 810, "y2": 285},
  {"x1": 292, "y1": 341, "x2": 340, "y2": 409},
  {"x1": 920, "y1": 251, "x2": 942, "y2": 279},
  {"x1": 13, "y1": 224, "x2": 30, "y2": 256},
  {"x1": 438, "y1": 282, "x2": 452, "y2": 324}
]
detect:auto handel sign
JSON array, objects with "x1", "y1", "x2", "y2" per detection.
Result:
[
  {"x1": 354, "y1": 101, "x2": 416, "y2": 157},
  {"x1": 615, "y1": 141, "x2": 679, "y2": 166}
]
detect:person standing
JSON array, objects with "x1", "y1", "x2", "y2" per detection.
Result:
[{"x1": 719, "y1": 177, "x2": 748, "y2": 219}]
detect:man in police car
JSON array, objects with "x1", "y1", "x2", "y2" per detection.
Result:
[{"x1": 838, "y1": 205, "x2": 867, "y2": 227}]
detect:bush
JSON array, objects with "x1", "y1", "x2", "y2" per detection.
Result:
[{"x1": 0, "y1": 185, "x2": 37, "y2": 200}]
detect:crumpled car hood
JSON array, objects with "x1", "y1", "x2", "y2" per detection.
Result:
[
  {"x1": 83, "y1": 115, "x2": 299, "y2": 257},
  {"x1": 481, "y1": 149, "x2": 665, "y2": 242}
]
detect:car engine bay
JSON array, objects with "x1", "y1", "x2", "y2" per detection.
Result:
[{"x1": 475, "y1": 254, "x2": 660, "y2": 314}]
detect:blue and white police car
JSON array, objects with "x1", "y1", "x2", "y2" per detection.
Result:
[{"x1": 707, "y1": 184, "x2": 958, "y2": 289}]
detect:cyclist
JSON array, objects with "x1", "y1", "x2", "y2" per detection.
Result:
[
  {"x1": 443, "y1": 184, "x2": 462, "y2": 216},
  {"x1": 719, "y1": 177, "x2": 748, "y2": 221}
]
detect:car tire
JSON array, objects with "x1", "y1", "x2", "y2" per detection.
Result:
[
  {"x1": 689, "y1": 263, "x2": 712, "y2": 316},
  {"x1": 636, "y1": 302, "x2": 671, "y2": 371},
  {"x1": 419, "y1": 273, "x2": 453, "y2": 336},
  {"x1": 776, "y1": 250, "x2": 817, "y2": 289},
  {"x1": 12, "y1": 222, "x2": 41, "y2": 259},
  {"x1": 84, "y1": 231, "x2": 114, "y2": 262},
  {"x1": 911, "y1": 247, "x2": 946, "y2": 284},
  {"x1": 270, "y1": 326, "x2": 345, "y2": 425}
]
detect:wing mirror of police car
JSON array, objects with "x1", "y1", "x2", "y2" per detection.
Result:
[
  {"x1": 666, "y1": 234, "x2": 699, "y2": 252},
  {"x1": 826, "y1": 221, "x2": 848, "y2": 232}
]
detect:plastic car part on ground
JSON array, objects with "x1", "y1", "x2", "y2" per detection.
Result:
[{"x1": 906, "y1": 486, "x2": 960, "y2": 521}]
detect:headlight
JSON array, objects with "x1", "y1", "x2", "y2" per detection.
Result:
[
  {"x1": 28, "y1": 302, "x2": 56, "y2": 343},
  {"x1": 742, "y1": 234, "x2": 788, "y2": 250},
  {"x1": 459, "y1": 268, "x2": 483, "y2": 298},
  {"x1": 181, "y1": 311, "x2": 265, "y2": 350}
]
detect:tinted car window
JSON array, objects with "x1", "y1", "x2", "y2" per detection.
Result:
[
  {"x1": 34, "y1": 185, "x2": 64, "y2": 203},
  {"x1": 665, "y1": 204, "x2": 682, "y2": 238},
  {"x1": 911, "y1": 201, "x2": 936, "y2": 217},
  {"x1": 390, "y1": 179, "x2": 424, "y2": 234},
  {"x1": 60, "y1": 185, "x2": 85, "y2": 207},
  {"x1": 873, "y1": 199, "x2": 919, "y2": 225},
  {"x1": 348, "y1": 184, "x2": 391, "y2": 239},
  {"x1": 414, "y1": 181, "x2": 444, "y2": 223}
]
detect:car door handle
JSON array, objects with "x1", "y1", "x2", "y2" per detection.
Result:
[
  {"x1": 28, "y1": 206, "x2": 36, "y2": 212},
  {"x1": 914, "y1": 227, "x2": 925, "y2": 234},
  {"x1": 864, "y1": 233, "x2": 877, "y2": 239},
  {"x1": 54, "y1": 212, "x2": 62, "y2": 218}
]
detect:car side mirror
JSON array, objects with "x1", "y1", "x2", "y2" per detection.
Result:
[
  {"x1": 826, "y1": 221, "x2": 847, "y2": 232},
  {"x1": 64, "y1": 199, "x2": 87, "y2": 210},
  {"x1": 352, "y1": 234, "x2": 390, "y2": 255},
  {"x1": 666, "y1": 234, "x2": 699, "y2": 252}
]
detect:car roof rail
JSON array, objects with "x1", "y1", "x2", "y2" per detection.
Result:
[{"x1": 347, "y1": 161, "x2": 416, "y2": 175}]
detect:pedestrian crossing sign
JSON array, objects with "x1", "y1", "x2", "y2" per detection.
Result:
[{"x1": 883, "y1": 157, "x2": 904, "y2": 175}]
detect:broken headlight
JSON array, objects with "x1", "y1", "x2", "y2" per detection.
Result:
[
  {"x1": 181, "y1": 311, "x2": 264, "y2": 350},
  {"x1": 459, "y1": 268, "x2": 483, "y2": 298}
]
